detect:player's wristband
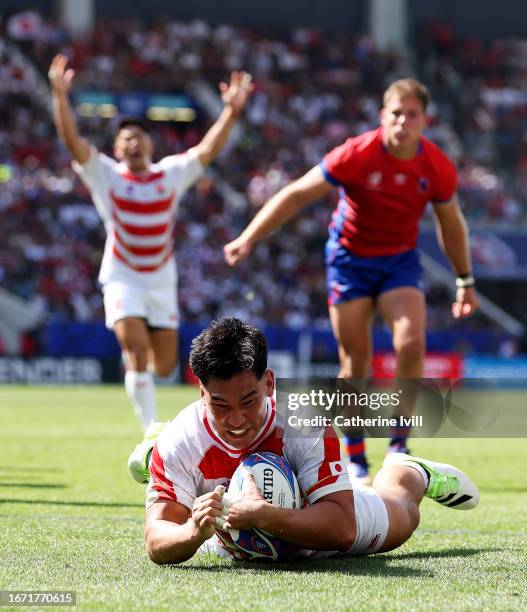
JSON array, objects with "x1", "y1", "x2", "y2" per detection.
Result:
[{"x1": 455, "y1": 274, "x2": 475, "y2": 288}]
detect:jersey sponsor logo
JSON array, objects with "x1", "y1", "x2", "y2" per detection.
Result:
[{"x1": 394, "y1": 173, "x2": 407, "y2": 185}]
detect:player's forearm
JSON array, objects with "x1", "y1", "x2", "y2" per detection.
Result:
[
  {"x1": 196, "y1": 105, "x2": 238, "y2": 166},
  {"x1": 437, "y1": 214, "x2": 473, "y2": 276},
  {"x1": 255, "y1": 499, "x2": 356, "y2": 551},
  {"x1": 145, "y1": 519, "x2": 207, "y2": 564},
  {"x1": 239, "y1": 185, "x2": 309, "y2": 245},
  {"x1": 51, "y1": 91, "x2": 90, "y2": 163}
]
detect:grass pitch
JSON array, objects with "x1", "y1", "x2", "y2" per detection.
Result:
[{"x1": 1, "y1": 385, "x2": 526, "y2": 611}]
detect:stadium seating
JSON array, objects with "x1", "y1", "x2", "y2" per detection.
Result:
[{"x1": 0, "y1": 13, "x2": 525, "y2": 355}]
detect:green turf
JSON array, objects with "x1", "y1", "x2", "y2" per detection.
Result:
[{"x1": 1, "y1": 386, "x2": 526, "y2": 611}]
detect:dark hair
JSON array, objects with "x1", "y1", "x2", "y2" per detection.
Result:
[
  {"x1": 189, "y1": 316, "x2": 268, "y2": 385},
  {"x1": 115, "y1": 116, "x2": 151, "y2": 136}
]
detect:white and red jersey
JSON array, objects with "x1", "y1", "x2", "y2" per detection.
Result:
[
  {"x1": 73, "y1": 148, "x2": 203, "y2": 288},
  {"x1": 147, "y1": 396, "x2": 351, "y2": 510}
]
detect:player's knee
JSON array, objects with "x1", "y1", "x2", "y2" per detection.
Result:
[
  {"x1": 126, "y1": 347, "x2": 149, "y2": 371},
  {"x1": 406, "y1": 502, "x2": 420, "y2": 533},
  {"x1": 394, "y1": 337, "x2": 424, "y2": 364},
  {"x1": 154, "y1": 360, "x2": 177, "y2": 378},
  {"x1": 339, "y1": 349, "x2": 371, "y2": 377}
]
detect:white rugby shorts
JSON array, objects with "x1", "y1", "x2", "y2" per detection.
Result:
[
  {"x1": 347, "y1": 483, "x2": 389, "y2": 554},
  {"x1": 102, "y1": 281, "x2": 179, "y2": 330}
]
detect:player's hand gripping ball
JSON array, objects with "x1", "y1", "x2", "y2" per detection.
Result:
[{"x1": 215, "y1": 452, "x2": 301, "y2": 561}]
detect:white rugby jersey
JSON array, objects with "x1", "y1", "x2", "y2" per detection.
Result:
[
  {"x1": 147, "y1": 396, "x2": 351, "y2": 510},
  {"x1": 73, "y1": 148, "x2": 203, "y2": 288}
]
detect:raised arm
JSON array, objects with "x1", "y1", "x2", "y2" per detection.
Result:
[
  {"x1": 224, "y1": 165, "x2": 333, "y2": 266},
  {"x1": 193, "y1": 71, "x2": 254, "y2": 167},
  {"x1": 432, "y1": 196, "x2": 479, "y2": 318},
  {"x1": 48, "y1": 54, "x2": 91, "y2": 165}
]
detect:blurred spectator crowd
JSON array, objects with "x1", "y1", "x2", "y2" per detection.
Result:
[{"x1": 1, "y1": 10, "x2": 526, "y2": 352}]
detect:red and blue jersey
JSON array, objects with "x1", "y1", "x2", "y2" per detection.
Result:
[{"x1": 320, "y1": 127, "x2": 457, "y2": 257}]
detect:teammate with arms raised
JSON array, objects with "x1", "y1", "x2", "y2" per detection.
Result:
[
  {"x1": 224, "y1": 79, "x2": 479, "y2": 483},
  {"x1": 142, "y1": 316, "x2": 479, "y2": 564},
  {"x1": 49, "y1": 54, "x2": 253, "y2": 430}
]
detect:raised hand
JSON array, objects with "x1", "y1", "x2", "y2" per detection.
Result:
[
  {"x1": 220, "y1": 71, "x2": 254, "y2": 116},
  {"x1": 48, "y1": 54, "x2": 75, "y2": 95}
]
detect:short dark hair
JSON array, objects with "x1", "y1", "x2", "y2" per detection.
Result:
[
  {"x1": 189, "y1": 317, "x2": 268, "y2": 386},
  {"x1": 115, "y1": 116, "x2": 151, "y2": 136}
]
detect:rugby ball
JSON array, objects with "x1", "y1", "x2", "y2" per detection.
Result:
[{"x1": 215, "y1": 452, "x2": 301, "y2": 561}]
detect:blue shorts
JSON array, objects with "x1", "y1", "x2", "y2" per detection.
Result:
[{"x1": 326, "y1": 243, "x2": 424, "y2": 306}]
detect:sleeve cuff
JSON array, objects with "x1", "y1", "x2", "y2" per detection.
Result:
[
  {"x1": 319, "y1": 161, "x2": 340, "y2": 187},
  {"x1": 307, "y1": 481, "x2": 352, "y2": 504},
  {"x1": 71, "y1": 146, "x2": 98, "y2": 174},
  {"x1": 431, "y1": 195, "x2": 455, "y2": 205}
]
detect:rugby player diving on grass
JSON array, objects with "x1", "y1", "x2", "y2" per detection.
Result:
[{"x1": 132, "y1": 316, "x2": 479, "y2": 564}]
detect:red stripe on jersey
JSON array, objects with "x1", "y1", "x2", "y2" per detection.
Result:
[
  {"x1": 306, "y1": 427, "x2": 342, "y2": 497},
  {"x1": 114, "y1": 229, "x2": 167, "y2": 256},
  {"x1": 253, "y1": 427, "x2": 284, "y2": 455},
  {"x1": 112, "y1": 212, "x2": 169, "y2": 236},
  {"x1": 198, "y1": 428, "x2": 285, "y2": 481},
  {"x1": 120, "y1": 170, "x2": 164, "y2": 183},
  {"x1": 247, "y1": 406, "x2": 277, "y2": 451},
  {"x1": 113, "y1": 244, "x2": 172, "y2": 272},
  {"x1": 149, "y1": 443, "x2": 178, "y2": 502},
  {"x1": 111, "y1": 191, "x2": 174, "y2": 214},
  {"x1": 198, "y1": 445, "x2": 241, "y2": 480}
]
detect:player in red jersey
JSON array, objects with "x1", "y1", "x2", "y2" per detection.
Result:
[
  {"x1": 224, "y1": 79, "x2": 479, "y2": 483},
  {"x1": 142, "y1": 316, "x2": 479, "y2": 564},
  {"x1": 49, "y1": 54, "x2": 253, "y2": 430}
]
